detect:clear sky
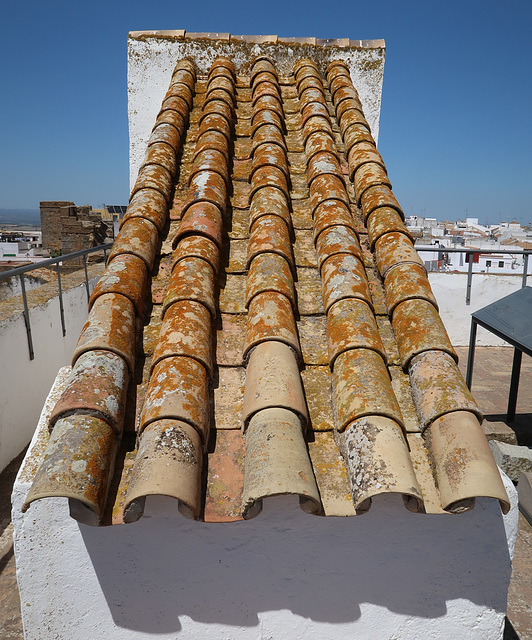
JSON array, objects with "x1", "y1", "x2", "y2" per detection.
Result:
[{"x1": 1, "y1": 0, "x2": 530, "y2": 224}]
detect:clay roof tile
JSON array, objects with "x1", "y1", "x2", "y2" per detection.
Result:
[{"x1": 24, "y1": 41, "x2": 508, "y2": 525}]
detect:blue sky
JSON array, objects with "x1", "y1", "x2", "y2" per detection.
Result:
[{"x1": 1, "y1": 0, "x2": 530, "y2": 224}]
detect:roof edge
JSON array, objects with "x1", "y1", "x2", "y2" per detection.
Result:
[{"x1": 128, "y1": 30, "x2": 385, "y2": 50}]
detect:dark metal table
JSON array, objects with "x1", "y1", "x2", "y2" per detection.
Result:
[{"x1": 466, "y1": 287, "x2": 532, "y2": 421}]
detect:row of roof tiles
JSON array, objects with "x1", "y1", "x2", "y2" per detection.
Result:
[{"x1": 24, "y1": 53, "x2": 509, "y2": 526}]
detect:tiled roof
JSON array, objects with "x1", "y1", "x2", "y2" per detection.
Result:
[{"x1": 23, "y1": 36, "x2": 509, "y2": 525}]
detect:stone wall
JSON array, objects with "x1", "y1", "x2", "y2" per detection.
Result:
[{"x1": 40, "y1": 201, "x2": 111, "y2": 257}]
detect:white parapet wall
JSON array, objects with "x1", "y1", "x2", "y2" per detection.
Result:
[
  {"x1": 0, "y1": 265, "x2": 103, "y2": 471},
  {"x1": 127, "y1": 34, "x2": 385, "y2": 189},
  {"x1": 429, "y1": 273, "x2": 525, "y2": 347},
  {"x1": 12, "y1": 371, "x2": 519, "y2": 640}
]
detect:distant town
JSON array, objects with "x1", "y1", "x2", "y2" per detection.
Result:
[
  {"x1": 1, "y1": 204, "x2": 531, "y2": 276},
  {"x1": 406, "y1": 215, "x2": 532, "y2": 274}
]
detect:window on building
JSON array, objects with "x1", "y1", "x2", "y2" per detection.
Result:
[
  {"x1": 486, "y1": 260, "x2": 491, "y2": 267},
  {"x1": 498, "y1": 261, "x2": 504, "y2": 268}
]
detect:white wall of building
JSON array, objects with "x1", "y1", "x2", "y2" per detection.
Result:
[
  {"x1": 0, "y1": 242, "x2": 19, "y2": 257},
  {"x1": 12, "y1": 375, "x2": 519, "y2": 640},
  {"x1": 0, "y1": 274, "x2": 99, "y2": 471},
  {"x1": 127, "y1": 36, "x2": 385, "y2": 188}
]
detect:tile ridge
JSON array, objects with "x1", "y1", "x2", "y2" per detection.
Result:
[
  {"x1": 22, "y1": 59, "x2": 197, "y2": 525},
  {"x1": 123, "y1": 57, "x2": 237, "y2": 523},
  {"x1": 295, "y1": 58, "x2": 424, "y2": 514},
  {"x1": 325, "y1": 59, "x2": 509, "y2": 514},
  {"x1": 240, "y1": 57, "x2": 321, "y2": 519}
]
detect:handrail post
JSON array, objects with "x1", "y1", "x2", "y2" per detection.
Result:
[
  {"x1": 83, "y1": 254, "x2": 90, "y2": 303},
  {"x1": 466, "y1": 252, "x2": 474, "y2": 305},
  {"x1": 523, "y1": 253, "x2": 529, "y2": 289},
  {"x1": 465, "y1": 319, "x2": 477, "y2": 390},
  {"x1": 19, "y1": 274, "x2": 35, "y2": 360},
  {"x1": 56, "y1": 264, "x2": 66, "y2": 337}
]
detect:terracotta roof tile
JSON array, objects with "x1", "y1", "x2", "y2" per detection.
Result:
[{"x1": 23, "y1": 40, "x2": 511, "y2": 525}]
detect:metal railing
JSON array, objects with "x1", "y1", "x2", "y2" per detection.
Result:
[
  {"x1": 416, "y1": 246, "x2": 531, "y2": 305},
  {"x1": 0, "y1": 244, "x2": 112, "y2": 360}
]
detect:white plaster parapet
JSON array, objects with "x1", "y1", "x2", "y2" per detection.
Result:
[
  {"x1": 12, "y1": 371, "x2": 519, "y2": 640},
  {"x1": 0, "y1": 265, "x2": 103, "y2": 471}
]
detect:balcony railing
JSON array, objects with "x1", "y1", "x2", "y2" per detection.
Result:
[
  {"x1": 2, "y1": 244, "x2": 529, "y2": 361},
  {"x1": 416, "y1": 246, "x2": 531, "y2": 304},
  {"x1": 0, "y1": 244, "x2": 112, "y2": 360}
]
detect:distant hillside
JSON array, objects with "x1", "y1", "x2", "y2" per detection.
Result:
[{"x1": 0, "y1": 209, "x2": 41, "y2": 226}]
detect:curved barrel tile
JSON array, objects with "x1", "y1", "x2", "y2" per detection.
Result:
[
  {"x1": 353, "y1": 162, "x2": 391, "y2": 206},
  {"x1": 123, "y1": 419, "x2": 203, "y2": 522},
  {"x1": 131, "y1": 163, "x2": 175, "y2": 204},
  {"x1": 172, "y1": 201, "x2": 224, "y2": 249},
  {"x1": 309, "y1": 174, "x2": 350, "y2": 214},
  {"x1": 198, "y1": 112, "x2": 232, "y2": 144},
  {"x1": 409, "y1": 350, "x2": 482, "y2": 431},
  {"x1": 245, "y1": 252, "x2": 295, "y2": 309},
  {"x1": 249, "y1": 165, "x2": 290, "y2": 201},
  {"x1": 374, "y1": 231, "x2": 426, "y2": 278},
  {"x1": 342, "y1": 416, "x2": 423, "y2": 514},
  {"x1": 89, "y1": 253, "x2": 149, "y2": 318},
  {"x1": 148, "y1": 122, "x2": 182, "y2": 153},
  {"x1": 183, "y1": 170, "x2": 227, "y2": 215},
  {"x1": 73, "y1": 293, "x2": 136, "y2": 374},
  {"x1": 151, "y1": 299, "x2": 213, "y2": 375},
  {"x1": 332, "y1": 348, "x2": 404, "y2": 432},
  {"x1": 384, "y1": 262, "x2": 438, "y2": 314},
  {"x1": 247, "y1": 214, "x2": 293, "y2": 270},
  {"x1": 162, "y1": 256, "x2": 216, "y2": 319},
  {"x1": 172, "y1": 234, "x2": 220, "y2": 274},
  {"x1": 244, "y1": 291, "x2": 301, "y2": 359},
  {"x1": 321, "y1": 253, "x2": 372, "y2": 313},
  {"x1": 307, "y1": 151, "x2": 345, "y2": 187},
  {"x1": 143, "y1": 141, "x2": 178, "y2": 177},
  {"x1": 140, "y1": 355, "x2": 210, "y2": 444},
  {"x1": 248, "y1": 186, "x2": 291, "y2": 229},
  {"x1": 302, "y1": 113, "x2": 334, "y2": 141},
  {"x1": 251, "y1": 111, "x2": 285, "y2": 137},
  {"x1": 366, "y1": 206, "x2": 410, "y2": 249},
  {"x1": 201, "y1": 98, "x2": 234, "y2": 126},
  {"x1": 23, "y1": 415, "x2": 116, "y2": 525},
  {"x1": 242, "y1": 407, "x2": 322, "y2": 519},
  {"x1": 251, "y1": 142, "x2": 289, "y2": 179},
  {"x1": 427, "y1": 411, "x2": 510, "y2": 514},
  {"x1": 392, "y1": 299, "x2": 456, "y2": 368},
  {"x1": 242, "y1": 341, "x2": 308, "y2": 430},
  {"x1": 326, "y1": 298, "x2": 386, "y2": 367},
  {"x1": 194, "y1": 130, "x2": 229, "y2": 159},
  {"x1": 189, "y1": 148, "x2": 230, "y2": 185},
  {"x1": 121, "y1": 188, "x2": 169, "y2": 233},
  {"x1": 305, "y1": 130, "x2": 337, "y2": 162},
  {"x1": 346, "y1": 142, "x2": 385, "y2": 181},
  {"x1": 343, "y1": 122, "x2": 376, "y2": 150},
  {"x1": 313, "y1": 200, "x2": 354, "y2": 242},
  {"x1": 49, "y1": 351, "x2": 129, "y2": 433},
  {"x1": 315, "y1": 225, "x2": 362, "y2": 270},
  {"x1": 360, "y1": 184, "x2": 404, "y2": 222},
  {"x1": 108, "y1": 217, "x2": 159, "y2": 272}
]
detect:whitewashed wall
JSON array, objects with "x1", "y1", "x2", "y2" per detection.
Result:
[
  {"x1": 0, "y1": 272, "x2": 101, "y2": 471},
  {"x1": 429, "y1": 273, "x2": 524, "y2": 346},
  {"x1": 13, "y1": 378, "x2": 518, "y2": 640},
  {"x1": 127, "y1": 36, "x2": 385, "y2": 188}
]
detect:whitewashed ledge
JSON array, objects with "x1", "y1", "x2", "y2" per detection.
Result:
[{"x1": 12, "y1": 370, "x2": 518, "y2": 640}]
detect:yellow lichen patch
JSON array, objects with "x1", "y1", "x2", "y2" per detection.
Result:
[{"x1": 308, "y1": 432, "x2": 355, "y2": 516}]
